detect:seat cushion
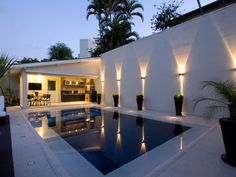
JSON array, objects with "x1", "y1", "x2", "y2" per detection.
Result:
[{"x1": 0, "y1": 110, "x2": 6, "y2": 117}]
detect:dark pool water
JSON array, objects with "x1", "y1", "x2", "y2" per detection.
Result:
[{"x1": 27, "y1": 107, "x2": 190, "y2": 175}]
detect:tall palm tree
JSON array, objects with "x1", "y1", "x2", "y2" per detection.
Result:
[
  {"x1": 110, "y1": 14, "x2": 139, "y2": 47},
  {"x1": 102, "y1": 0, "x2": 123, "y2": 46},
  {"x1": 101, "y1": 14, "x2": 139, "y2": 49},
  {"x1": 0, "y1": 54, "x2": 15, "y2": 81},
  {"x1": 86, "y1": 0, "x2": 143, "y2": 56},
  {"x1": 120, "y1": 0, "x2": 144, "y2": 23},
  {"x1": 87, "y1": 0, "x2": 105, "y2": 51}
]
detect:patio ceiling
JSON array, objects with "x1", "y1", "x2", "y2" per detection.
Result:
[{"x1": 26, "y1": 70, "x2": 99, "y2": 78}]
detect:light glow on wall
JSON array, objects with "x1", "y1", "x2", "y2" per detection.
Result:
[
  {"x1": 179, "y1": 74, "x2": 184, "y2": 95},
  {"x1": 27, "y1": 74, "x2": 33, "y2": 81},
  {"x1": 117, "y1": 80, "x2": 121, "y2": 107},
  {"x1": 217, "y1": 34, "x2": 236, "y2": 68},
  {"x1": 213, "y1": 19, "x2": 236, "y2": 68},
  {"x1": 138, "y1": 60, "x2": 148, "y2": 109},
  {"x1": 115, "y1": 63, "x2": 122, "y2": 81},
  {"x1": 141, "y1": 77, "x2": 145, "y2": 96},
  {"x1": 115, "y1": 63, "x2": 122, "y2": 107},
  {"x1": 138, "y1": 60, "x2": 148, "y2": 78},
  {"x1": 36, "y1": 75, "x2": 44, "y2": 82},
  {"x1": 101, "y1": 80, "x2": 104, "y2": 104},
  {"x1": 27, "y1": 74, "x2": 44, "y2": 83}
]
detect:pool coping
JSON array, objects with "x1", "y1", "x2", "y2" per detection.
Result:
[{"x1": 8, "y1": 104, "x2": 219, "y2": 177}]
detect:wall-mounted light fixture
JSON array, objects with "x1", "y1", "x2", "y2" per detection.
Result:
[
  {"x1": 178, "y1": 73, "x2": 185, "y2": 76},
  {"x1": 116, "y1": 79, "x2": 121, "y2": 82},
  {"x1": 140, "y1": 76, "x2": 146, "y2": 80}
]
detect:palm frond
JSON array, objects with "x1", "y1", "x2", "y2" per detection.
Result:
[
  {"x1": 193, "y1": 96, "x2": 227, "y2": 112},
  {"x1": 0, "y1": 54, "x2": 16, "y2": 80},
  {"x1": 204, "y1": 105, "x2": 226, "y2": 118},
  {"x1": 201, "y1": 80, "x2": 236, "y2": 104}
]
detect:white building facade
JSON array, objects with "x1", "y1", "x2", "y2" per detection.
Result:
[{"x1": 79, "y1": 39, "x2": 96, "y2": 58}]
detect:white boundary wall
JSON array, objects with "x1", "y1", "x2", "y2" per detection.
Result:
[{"x1": 101, "y1": 4, "x2": 236, "y2": 117}]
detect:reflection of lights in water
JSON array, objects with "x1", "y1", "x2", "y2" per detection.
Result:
[
  {"x1": 140, "y1": 124, "x2": 146, "y2": 153},
  {"x1": 101, "y1": 127, "x2": 105, "y2": 137},
  {"x1": 38, "y1": 130, "x2": 43, "y2": 137},
  {"x1": 117, "y1": 114, "x2": 120, "y2": 134},
  {"x1": 116, "y1": 132, "x2": 121, "y2": 147},
  {"x1": 140, "y1": 142, "x2": 146, "y2": 154},
  {"x1": 141, "y1": 125, "x2": 145, "y2": 143},
  {"x1": 116, "y1": 113, "x2": 122, "y2": 147},
  {"x1": 101, "y1": 115, "x2": 104, "y2": 128}
]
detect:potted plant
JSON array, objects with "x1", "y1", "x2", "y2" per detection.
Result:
[
  {"x1": 113, "y1": 94, "x2": 119, "y2": 107},
  {"x1": 193, "y1": 80, "x2": 236, "y2": 167},
  {"x1": 136, "y1": 94, "x2": 144, "y2": 111},
  {"x1": 174, "y1": 94, "x2": 184, "y2": 116},
  {"x1": 97, "y1": 93, "x2": 101, "y2": 104}
]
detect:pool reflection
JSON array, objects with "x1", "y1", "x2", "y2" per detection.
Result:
[{"x1": 27, "y1": 107, "x2": 190, "y2": 175}]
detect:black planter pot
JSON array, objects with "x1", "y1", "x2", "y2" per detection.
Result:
[
  {"x1": 0, "y1": 117, "x2": 6, "y2": 125},
  {"x1": 174, "y1": 100, "x2": 183, "y2": 116},
  {"x1": 97, "y1": 96, "x2": 101, "y2": 104},
  {"x1": 113, "y1": 111, "x2": 119, "y2": 120},
  {"x1": 136, "y1": 99, "x2": 143, "y2": 111},
  {"x1": 113, "y1": 96, "x2": 119, "y2": 107},
  {"x1": 219, "y1": 118, "x2": 236, "y2": 167}
]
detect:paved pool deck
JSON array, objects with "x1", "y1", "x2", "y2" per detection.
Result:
[{"x1": 7, "y1": 103, "x2": 236, "y2": 177}]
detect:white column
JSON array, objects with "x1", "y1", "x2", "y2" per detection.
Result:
[{"x1": 20, "y1": 70, "x2": 28, "y2": 108}]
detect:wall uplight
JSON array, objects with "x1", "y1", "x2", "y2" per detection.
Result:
[
  {"x1": 140, "y1": 77, "x2": 146, "y2": 80},
  {"x1": 178, "y1": 73, "x2": 185, "y2": 76}
]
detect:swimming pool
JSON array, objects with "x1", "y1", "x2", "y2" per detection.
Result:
[{"x1": 27, "y1": 107, "x2": 191, "y2": 175}]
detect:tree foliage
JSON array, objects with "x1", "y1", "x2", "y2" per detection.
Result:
[
  {"x1": 17, "y1": 57, "x2": 39, "y2": 64},
  {"x1": 0, "y1": 54, "x2": 15, "y2": 81},
  {"x1": 151, "y1": 0, "x2": 183, "y2": 32},
  {"x1": 87, "y1": 0, "x2": 144, "y2": 56},
  {"x1": 48, "y1": 42, "x2": 73, "y2": 60}
]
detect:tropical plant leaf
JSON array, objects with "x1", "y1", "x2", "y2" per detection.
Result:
[
  {"x1": 0, "y1": 54, "x2": 16, "y2": 80},
  {"x1": 193, "y1": 80, "x2": 236, "y2": 118},
  {"x1": 204, "y1": 105, "x2": 226, "y2": 118}
]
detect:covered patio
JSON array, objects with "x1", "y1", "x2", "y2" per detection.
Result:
[{"x1": 9, "y1": 58, "x2": 101, "y2": 108}]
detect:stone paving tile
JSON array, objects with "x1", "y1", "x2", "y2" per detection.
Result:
[
  {"x1": 9, "y1": 110, "x2": 70, "y2": 177},
  {"x1": 147, "y1": 126, "x2": 236, "y2": 177}
]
